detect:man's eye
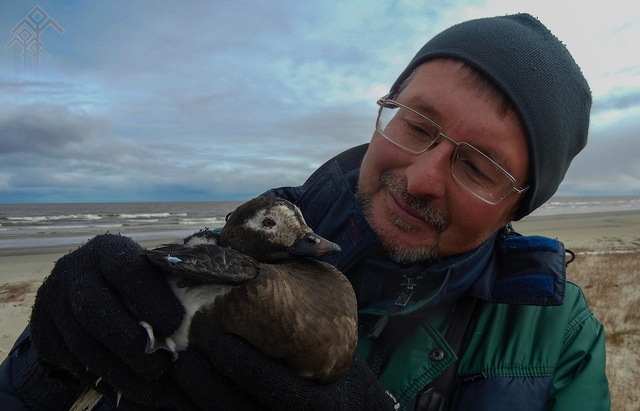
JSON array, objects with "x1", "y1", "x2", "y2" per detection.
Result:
[
  {"x1": 407, "y1": 122, "x2": 436, "y2": 139},
  {"x1": 409, "y1": 123, "x2": 429, "y2": 135},
  {"x1": 458, "y1": 158, "x2": 493, "y2": 182}
]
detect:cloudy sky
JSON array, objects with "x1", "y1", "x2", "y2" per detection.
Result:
[{"x1": 1, "y1": 0, "x2": 639, "y2": 204}]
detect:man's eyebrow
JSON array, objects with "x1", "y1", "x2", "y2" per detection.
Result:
[
  {"x1": 404, "y1": 96, "x2": 440, "y2": 120},
  {"x1": 478, "y1": 146, "x2": 511, "y2": 172},
  {"x1": 402, "y1": 96, "x2": 512, "y2": 171}
]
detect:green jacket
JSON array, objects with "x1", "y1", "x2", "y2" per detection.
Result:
[
  {"x1": 357, "y1": 282, "x2": 609, "y2": 410},
  {"x1": 264, "y1": 144, "x2": 611, "y2": 411}
]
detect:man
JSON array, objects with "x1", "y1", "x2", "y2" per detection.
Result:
[{"x1": 0, "y1": 13, "x2": 610, "y2": 411}]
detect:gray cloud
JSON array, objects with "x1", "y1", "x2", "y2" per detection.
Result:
[
  {"x1": 558, "y1": 116, "x2": 640, "y2": 194},
  {"x1": 1, "y1": 1, "x2": 639, "y2": 203},
  {"x1": 592, "y1": 89, "x2": 640, "y2": 114},
  {"x1": 0, "y1": 103, "x2": 107, "y2": 156}
]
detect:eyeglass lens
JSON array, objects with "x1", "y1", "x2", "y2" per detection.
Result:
[{"x1": 377, "y1": 103, "x2": 513, "y2": 204}]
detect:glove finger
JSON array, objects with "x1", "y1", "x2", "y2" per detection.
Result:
[
  {"x1": 209, "y1": 334, "x2": 321, "y2": 410},
  {"x1": 168, "y1": 348, "x2": 264, "y2": 411},
  {"x1": 32, "y1": 298, "x2": 127, "y2": 405},
  {"x1": 57, "y1": 235, "x2": 175, "y2": 377},
  {"x1": 34, "y1": 249, "x2": 166, "y2": 398},
  {"x1": 211, "y1": 337, "x2": 395, "y2": 411},
  {"x1": 34, "y1": 292, "x2": 163, "y2": 407},
  {"x1": 160, "y1": 383, "x2": 202, "y2": 411},
  {"x1": 66, "y1": 302, "x2": 170, "y2": 390},
  {"x1": 87, "y1": 234, "x2": 185, "y2": 339},
  {"x1": 70, "y1": 272, "x2": 173, "y2": 379},
  {"x1": 32, "y1": 323, "x2": 95, "y2": 385},
  {"x1": 30, "y1": 273, "x2": 67, "y2": 363},
  {"x1": 31, "y1": 274, "x2": 102, "y2": 387},
  {"x1": 59, "y1": 312, "x2": 164, "y2": 406},
  {"x1": 93, "y1": 383, "x2": 165, "y2": 411}
]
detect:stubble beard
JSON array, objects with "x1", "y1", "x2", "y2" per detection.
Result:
[{"x1": 356, "y1": 171, "x2": 448, "y2": 265}]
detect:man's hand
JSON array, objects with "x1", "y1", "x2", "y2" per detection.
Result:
[
  {"x1": 30, "y1": 234, "x2": 185, "y2": 406},
  {"x1": 165, "y1": 334, "x2": 398, "y2": 411}
]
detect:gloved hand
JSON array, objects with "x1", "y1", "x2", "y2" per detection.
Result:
[
  {"x1": 30, "y1": 233, "x2": 185, "y2": 406},
  {"x1": 164, "y1": 334, "x2": 398, "y2": 411}
]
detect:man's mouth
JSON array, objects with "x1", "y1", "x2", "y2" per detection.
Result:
[{"x1": 380, "y1": 172, "x2": 447, "y2": 232}]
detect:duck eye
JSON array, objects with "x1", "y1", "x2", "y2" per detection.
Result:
[
  {"x1": 225, "y1": 212, "x2": 233, "y2": 222},
  {"x1": 263, "y1": 218, "x2": 276, "y2": 228}
]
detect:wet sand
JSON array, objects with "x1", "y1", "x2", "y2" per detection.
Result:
[{"x1": 512, "y1": 209, "x2": 640, "y2": 252}]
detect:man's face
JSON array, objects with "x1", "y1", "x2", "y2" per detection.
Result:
[{"x1": 357, "y1": 59, "x2": 529, "y2": 263}]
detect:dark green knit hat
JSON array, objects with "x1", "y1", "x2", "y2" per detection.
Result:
[{"x1": 389, "y1": 13, "x2": 591, "y2": 220}]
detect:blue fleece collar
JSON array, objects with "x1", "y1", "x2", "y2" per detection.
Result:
[{"x1": 272, "y1": 159, "x2": 566, "y2": 307}]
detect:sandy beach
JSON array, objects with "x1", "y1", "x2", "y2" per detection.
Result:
[
  {"x1": 1, "y1": 209, "x2": 638, "y2": 410},
  {"x1": 512, "y1": 209, "x2": 640, "y2": 252}
]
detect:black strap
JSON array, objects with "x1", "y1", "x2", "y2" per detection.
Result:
[{"x1": 416, "y1": 296, "x2": 477, "y2": 411}]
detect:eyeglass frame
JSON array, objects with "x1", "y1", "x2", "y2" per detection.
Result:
[{"x1": 375, "y1": 96, "x2": 529, "y2": 204}]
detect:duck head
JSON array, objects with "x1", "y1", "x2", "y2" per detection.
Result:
[{"x1": 218, "y1": 197, "x2": 341, "y2": 263}]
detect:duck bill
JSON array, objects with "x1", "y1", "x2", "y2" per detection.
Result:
[{"x1": 289, "y1": 232, "x2": 342, "y2": 257}]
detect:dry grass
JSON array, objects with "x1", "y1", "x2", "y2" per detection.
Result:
[
  {"x1": 567, "y1": 250, "x2": 640, "y2": 410},
  {"x1": 0, "y1": 281, "x2": 40, "y2": 358},
  {"x1": 0, "y1": 281, "x2": 39, "y2": 304}
]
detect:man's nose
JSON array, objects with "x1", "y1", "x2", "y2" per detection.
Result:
[{"x1": 404, "y1": 141, "x2": 454, "y2": 199}]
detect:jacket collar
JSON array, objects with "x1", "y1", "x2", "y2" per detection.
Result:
[{"x1": 291, "y1": 159, "x2": 566, "y2": 307}]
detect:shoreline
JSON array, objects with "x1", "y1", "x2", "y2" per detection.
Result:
[
  {"x1": 1, "y1": 208, "x2": 638, "y2": 284},
  {"x1": 1, "y1": 209, "x2": 639, "y2": 357},
  {"x1": 0, "y1": 236, "x2": 191, "y2": 258},
  {"x1": 512, "y1": 209, "x2": 640, "y2": 252},
  {"x1": 0, "y1": 228, "x2": 208, "y2": 254}
]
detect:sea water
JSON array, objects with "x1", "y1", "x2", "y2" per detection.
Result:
[
  {"x1": 528, "y1": 195, "x2": 640, "y2": 217},
  {"x1": 2, "y1": 196, "x2": 640, "y2": 250},
  {"x1": 0, "y1": 201, "x2": 243, "y2": 249}
]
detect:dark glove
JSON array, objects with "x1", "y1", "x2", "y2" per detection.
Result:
[
  {"x1": 30, "y1": 233, "x2": 185, "y2": 406},
  {"x1": 162, "y1": 348, "x2": 265, "y2": 411},
  {"x1": 164, "y1": 334, "x2": 398, "y2": 411}
]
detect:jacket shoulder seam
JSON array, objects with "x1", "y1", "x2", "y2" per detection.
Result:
[{"x1": 563, "y1": 281, "x2": 595, "y2": 342}]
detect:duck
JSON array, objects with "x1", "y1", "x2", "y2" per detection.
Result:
[
  {"x1": 71, "y1": 196, "x2": 358, "y2": 411},
  {"x1": 146, "y1": 196, "x2": 358, "y2": 382}
]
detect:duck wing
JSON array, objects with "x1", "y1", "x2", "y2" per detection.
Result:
[
  {"x1": 204, "y1": 258, "x2": 358, "y2": 383},
  {"x1": 142, "y1": 243, "x2": 258, "y2": 285}
]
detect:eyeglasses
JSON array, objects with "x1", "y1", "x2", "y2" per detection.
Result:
[{"x1": 375, "y1": 97, "x2": 528, "y2": 204}]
